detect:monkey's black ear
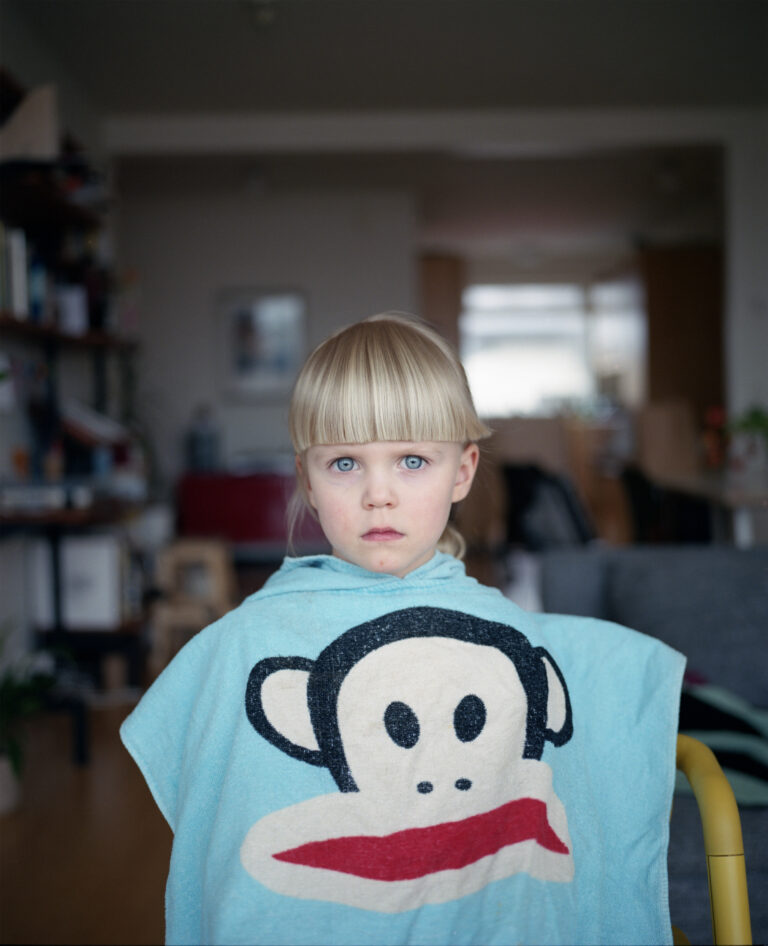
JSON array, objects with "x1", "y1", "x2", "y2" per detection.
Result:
[
  {"x1": 536, "y1": 647, "x2": 574, "y2": 747},
  {"x1": 245, "y1": 657, "x2": 325, "y2": 766}
]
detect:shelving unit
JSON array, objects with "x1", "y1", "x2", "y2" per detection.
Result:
[{"x1": 0, "y1": 72, "x2": 147, "y2": 706}]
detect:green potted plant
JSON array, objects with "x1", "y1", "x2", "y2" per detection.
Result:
[
  {"x1": 0, "y1": 629, "x2": 54, "y2": 813},
  {"x1": 729, "y1": 405, "x2": 768, "y2": 473}
]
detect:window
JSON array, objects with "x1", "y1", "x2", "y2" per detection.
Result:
[
  {"x1": 588, "y1": 280, "x2": 646, "y2": 409},
  {"x1": 459, "y1": 281, "x2": 645, "y2": 417}
]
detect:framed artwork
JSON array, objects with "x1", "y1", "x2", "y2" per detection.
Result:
[{"x1": 219, "y1": 290, "x2": 306, "y2": 398}]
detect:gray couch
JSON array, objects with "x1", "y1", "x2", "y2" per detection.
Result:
[
  {"x1": 540, "y1": 544, "x2": 768, "y2": 707},
  {"x1": 539, "y1": 543, "x2": 768, "y2": 944}
]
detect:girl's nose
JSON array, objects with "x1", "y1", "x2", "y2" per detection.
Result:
[{"x1": 363, "y1": 475, "x2": 396, "y2": 508}]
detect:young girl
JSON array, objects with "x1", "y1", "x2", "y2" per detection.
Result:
[{"x1": 122, "y1": 313, "x2": 684, "y2": 946}]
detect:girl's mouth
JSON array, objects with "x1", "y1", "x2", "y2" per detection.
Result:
[{"x1": 362, "y1": 528, "x2": 404, "y2": 541}]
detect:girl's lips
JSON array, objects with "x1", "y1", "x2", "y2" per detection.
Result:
[{"x1": 362, "y1": 528, "x2": 403, "y2": 541}]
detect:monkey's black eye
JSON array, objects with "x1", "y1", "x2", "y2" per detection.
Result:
[
  {"x1": 454, "y1": 694, "x2": 486, "y2": 742},
  {"x1": 384, "y1": 701, "x2": 420, "y2": 748}
]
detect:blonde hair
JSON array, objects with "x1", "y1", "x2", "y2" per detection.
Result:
[{"x1": 288, "y1": 312, "x2": 491, "y2": 558}]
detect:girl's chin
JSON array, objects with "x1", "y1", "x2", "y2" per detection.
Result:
[{"x1": 333, "y1": 547, "x2": 436, "y2": 579}]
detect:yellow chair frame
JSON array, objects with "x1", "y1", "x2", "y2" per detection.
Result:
[{"x1": 674, "y1": 734, "x2": 752, "y2": 945}]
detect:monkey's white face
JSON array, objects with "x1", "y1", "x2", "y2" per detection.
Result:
[
  {"x1": 337, "y1": 637, "x2": 528, "y2": 809},
  {"x1": 242, "y1": 627, "x2": 573, "y2": 912}
]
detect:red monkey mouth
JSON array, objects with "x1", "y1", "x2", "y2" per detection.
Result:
[{"x1": 273, "y1": 797, "x2": 569, "y2": 881}]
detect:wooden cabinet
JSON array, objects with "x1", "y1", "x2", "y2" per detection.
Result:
[{"x1": 639, "y1": 244, "x2": 725, "y2": 425}]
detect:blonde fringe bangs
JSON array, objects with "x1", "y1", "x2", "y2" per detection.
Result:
[{"x1": 289, "y1": 315, "x2": 491, "y2": 453}]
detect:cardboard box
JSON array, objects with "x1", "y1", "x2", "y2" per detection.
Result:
[{"x1": 27, "y1": 534, "x2": 125, "y2": 631}]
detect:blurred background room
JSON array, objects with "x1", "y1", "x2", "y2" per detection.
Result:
[{"x1": 0, "y1": 2, "x2": 766, "y2": 943}]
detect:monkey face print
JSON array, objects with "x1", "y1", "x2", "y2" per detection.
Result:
[{"x1": 241, "y1": 607, "x2": 574, "y2": 913}]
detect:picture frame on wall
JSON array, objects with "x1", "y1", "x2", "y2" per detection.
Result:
[{"x1": 219, "y1": 289, "x2": 306, "y2": 399}]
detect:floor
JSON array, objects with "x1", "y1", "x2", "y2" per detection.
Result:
[{"x1": 0, "y1": 703, "x2": 170, "y2": 945}]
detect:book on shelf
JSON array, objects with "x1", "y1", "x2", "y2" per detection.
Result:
[
  {"x1": 0, "y1": 222, "x2": 62, "y2": 326},
  {"x1": 0, "y1": 481, "x2": 69, "y2": 513},
  {"x1": 5, "y1": 225, "x2": 29, "y2": 319},
  {"x1": 61, "y1": 398, "x2": 130, "y2": 446},
  {"x1": 0, "y1": 224, "x2": 7, "y2": 313}
]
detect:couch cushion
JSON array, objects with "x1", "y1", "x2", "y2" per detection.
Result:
[
  {"x1": 606, "y1": 546, "x2": 768, "y2": 707},
  {"x1": 538, "y1": 546, "x2": 610, "y2": 618}
]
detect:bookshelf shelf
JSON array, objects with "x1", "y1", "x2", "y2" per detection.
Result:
[
  {"x1": 0, "y1": 499, "x2": 143, "y2": 528},
  {"x1": 0, "y1": 313, "x2": 137, "y2": 351}
]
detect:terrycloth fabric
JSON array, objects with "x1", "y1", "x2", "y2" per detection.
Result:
[{"x1": 120, "y1": 553, "x2": 685, "y2": 945}]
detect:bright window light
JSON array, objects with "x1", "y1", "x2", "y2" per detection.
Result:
[
  {"x1": 460, "y1": 281, "x2": 646, "y2": 417},
  {"x1": 588, "y1": 280, "x2": 647, "y2": 408}
]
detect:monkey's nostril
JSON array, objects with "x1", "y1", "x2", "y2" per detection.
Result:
[
  {"x1": 417, "y1": 781, "x2": 434, "y2": 794},
  {"x1": 455, "y1": 778, "x2": 472, "y2": 791}
]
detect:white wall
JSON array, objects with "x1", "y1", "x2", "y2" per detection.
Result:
[
  {"x1": 116, "y1": 173, "x2": 416, "y2": 486},
  {"x1": 725, "y1": 114, "x2": 768, "y2": 414}
]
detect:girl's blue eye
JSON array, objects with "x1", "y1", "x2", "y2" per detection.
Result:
[
  {"x1": 333, "y1": 457, "x2": 356, "y2": 472},
  {"x1": 402, "y1": 455, "x2": 425, "y2": 470}
]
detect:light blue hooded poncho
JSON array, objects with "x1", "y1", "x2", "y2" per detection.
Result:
[{"x1": 121, "y1": 552, "x2": 684, "y2": 945}]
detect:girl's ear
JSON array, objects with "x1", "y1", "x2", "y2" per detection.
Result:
[{"x1": 451, "y1": 443, "x2": 480, "y2": 502}]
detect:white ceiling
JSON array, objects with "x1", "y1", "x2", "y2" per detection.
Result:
[
  {"x1": 7, "y1": 0, "x2": 767, "y2": 113},
  {"x1": 4, "y1": 0, "x2": 764, "y2": 274}
]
